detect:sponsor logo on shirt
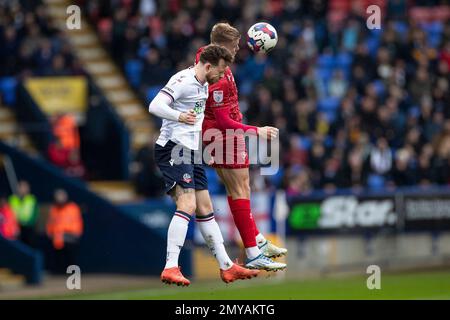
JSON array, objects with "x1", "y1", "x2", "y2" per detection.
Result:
[{"x1": 194, "y1": 100, "x2": 206, "y2": 114}]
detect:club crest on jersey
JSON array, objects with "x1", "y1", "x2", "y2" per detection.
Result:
[
  {"x1": 213, "y1": 90, "x2": 223, "y2": 103},
  {"x1": 182, "y1": 173, "x2": 192, "y2": 183}
]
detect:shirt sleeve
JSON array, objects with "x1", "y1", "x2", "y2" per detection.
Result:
[
  {"x1": 148, "y1": 92, "x2": 182, "y2": 122},
  {"x1": 159, "y1": 74, "x2": 187, "y2": 102}
]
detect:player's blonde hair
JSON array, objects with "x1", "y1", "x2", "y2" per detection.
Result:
[{"x1": 210, "y1": 22, "x2": 241, "y2": 45}]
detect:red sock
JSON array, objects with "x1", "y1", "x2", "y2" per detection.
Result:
[
  {"x1": 227, "y1": 196, "x2": 261, "y2": 236},
  {"x1": 227, "y1": 196, "x2": 257, "y2": 248}
]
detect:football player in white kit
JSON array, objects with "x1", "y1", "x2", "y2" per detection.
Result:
[{"x1": 148, "y1": 45, "x2": 259, "y2": 286}]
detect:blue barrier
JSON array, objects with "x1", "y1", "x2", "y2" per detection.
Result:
[
  {"x1": 0, "y1": 142, "x2": 192, "y2": 277},
  {"x1": 0, "y1": 236, "x2": 43, "y2": 284}
]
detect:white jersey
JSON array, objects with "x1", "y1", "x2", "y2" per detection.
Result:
[{"x1": 156, "y1": 67, "x2": 208, "y2": 150}]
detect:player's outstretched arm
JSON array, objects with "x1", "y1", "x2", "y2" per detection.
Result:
[
  {"x1": 213, "y1": 108, "x2": 278, "y2": 139},
  {"x1": 213, "y1": 107, "x2": 258, "y2": 135},
  {"x1": 148, "y1": 92, "x2": 196, "y2": 125}
]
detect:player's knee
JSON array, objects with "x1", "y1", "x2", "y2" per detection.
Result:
[
  {"x1": 196, "y1": 202, "x2": 214, "y2": 216},
  {"x1": 177, "y1": 199, "x2": 197, "y2": 215}
]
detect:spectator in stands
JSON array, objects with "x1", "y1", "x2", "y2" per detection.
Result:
[
  {"x1": 328, "y1": 69, "x2": 348, "y2": 98},
  {"x1": 342, "y1": 146, "x2": 369, "y2": 189},
  {"x1": 285, "y1": 167, "x2": 312, "y2": 198},
  {"x1": 34, "y1": 0, "x2": 450, "y2": 193},
  {"x1": 369, "y1": 137, "x2": 393, "y2": 177},
  {"x1": 48, "y1": 139, "x2": 86, "y2": 179},
  {"x1": 50, "y1": 112, "x2": 86, "y2": 177},
  {"x1": 391, "y1": 147, "x2": 417, "y2": 186},
  {"x1": 46, "y1": 189, "x2": 83, "y2": 274},
  {"x1": 8, "y1": 180, "x2": 39, "y2": 247},
  {"x1": 52, "y1": 113, "x2": 80, "y2": 152},
  {"x1": 0, "y1": 195, "x2": 20, "y2": 241}
]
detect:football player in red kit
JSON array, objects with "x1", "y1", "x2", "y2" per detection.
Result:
[{"x1": 196, "y1": 23, "x2": 287, "y2": 271}]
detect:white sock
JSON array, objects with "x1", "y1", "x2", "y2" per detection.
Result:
[
  {"x1": 245, "y1": 246, "x2": 261, "y2": 260},
  {"x1": 196, "y1": 213, "x2": 233, "y2": 270},
  {"x1": 165, "y1": 210, "x2": 191, "y2": 269},
  {"x1": 256, "y1": 233, "x2": 266, "y2": 246}
]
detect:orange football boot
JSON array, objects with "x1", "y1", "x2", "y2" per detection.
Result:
[
  {"x1": 220, "y1": 263, "x2": 260, "y2": 283},
  {"x1": 161, "y1": 267, "x2": 191, "y2": 286}
]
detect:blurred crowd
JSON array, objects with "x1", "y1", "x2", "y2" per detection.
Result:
[
  {"x1": 0, "y1": 0, "x2": 84, "y2": 78},
  {"x1": 80, "y1": 0, "x2": 450, "y2": 196},
  {"x1": 2, "y1": 0, "x2": 450, "y2": 198}
]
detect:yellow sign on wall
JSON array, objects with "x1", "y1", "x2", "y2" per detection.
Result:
[{"x1": 24, "y1": 76, "x2": 87, "y2": 115}]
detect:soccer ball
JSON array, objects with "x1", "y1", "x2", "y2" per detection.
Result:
[{"x1": 246, "y1": 22, "x2": 278, "y2": 53}]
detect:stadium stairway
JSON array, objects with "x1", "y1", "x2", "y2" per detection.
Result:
[
  {"x1": 0, "y1": 268, "x2": 26, "y2": 291},
  {"x1": 43, "y1": 0, "x2": 156, "y2": 203},
  {"x1": 88, "y1": 180, "x2": 141, "y2": 204},
  {"x1": 0, "y1": 104, "x2": 37, "y2": 155}
]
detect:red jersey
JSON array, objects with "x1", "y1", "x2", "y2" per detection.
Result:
[
  {"x1": 195, "y1": 46, "x2": 247, "y2": 129},
  {"x1": 195, "y1": 46, "x2": 257, "y2": 168}
]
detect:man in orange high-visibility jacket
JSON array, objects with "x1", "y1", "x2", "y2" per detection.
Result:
[
  {"x1": 46, "y1": 189, "x2": 83, "y2": 273},
  {"x1": 52, "y1": 113, "x2": 80, "y2": 151}
]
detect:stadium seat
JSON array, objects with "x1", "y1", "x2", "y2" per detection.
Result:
[
  {"x1": 267, "y1": 167, "x2": 284, "y2": 188},
  {"x1": 146, "y1": 85, "x2": 161, "y2": 102},
  {"x1": 372, "y1": 80, "x2": 386, "y2": 97},
  {"x1": 0, "y1": 77, "x2": 18, "y2": 106},
  {"x1": 335, "y1": 52, "x2": 353, "y2": 69},
  {"x1": 300, "y1": 136, "x2": 312, "y2": 150},
  {"x1": 138, "y1": 42, "x2": 150, "y2": 59},
  {"x1": 316, "y1": 67, "x2": 333, "y2": 79},
  {"x1": 324, "y1": 111, "x2": 337, "y2": 124},
  {"x1": 317, "y1": 54, "x2": 336, "y2": 69},
  {"x1": 324, "y1": 135, "x2": 334, "y2": 148},
  {"x1": 125, "y1": 59, "x2": 143, "y2": 88},
  {"x1": 369, "y1": 28, "x2": 383, "y2": 39},
  {"x1": 393, "y1": 21, "x2": 408, "y2": 36},
  {"x1": 318, "y1": 97, "x2": 340, "y2": 112},
  {"x1": 368, "y1": 174, "x2": 385, "y2": 190},
  {"x1": 238, "y1": 80, "x2": 254, "y2": 96},
  {"x1": 365, "y1": 36, "x2": 380, "y2": 58}
]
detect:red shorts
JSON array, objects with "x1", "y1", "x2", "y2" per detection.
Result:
[{"x1": 202, "y1": 124, "x2": 250, "y2": 169}]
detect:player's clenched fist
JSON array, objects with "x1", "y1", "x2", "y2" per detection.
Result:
[
  {"x1": 178, "y1": 109, "x2": 196, "y2": 125},
  {"x1": 258, "y1": 126, "x2": 279, "y2": 140}
]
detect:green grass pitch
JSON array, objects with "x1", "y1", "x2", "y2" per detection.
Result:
[{"x1": 49, "y1": 269, "x2": 450, "y2": 300}]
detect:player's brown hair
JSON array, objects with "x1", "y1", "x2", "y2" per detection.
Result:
[
  {"x1": 199, "y1": 44, "x2": 233, "y2": 65},
  {"x1": 210, "y1": 22, "x2": 241, "y2": 45}
]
